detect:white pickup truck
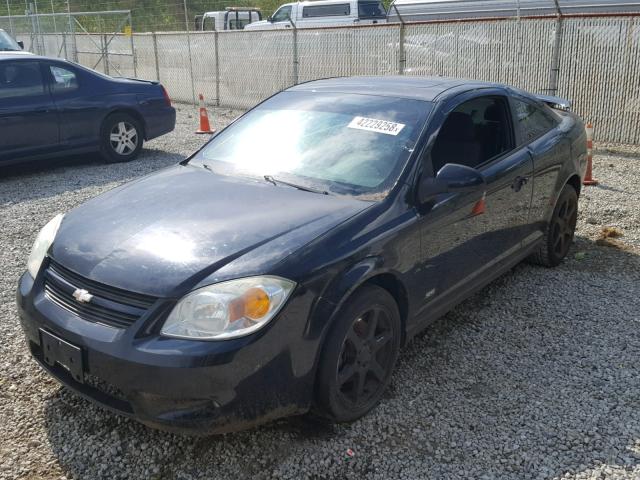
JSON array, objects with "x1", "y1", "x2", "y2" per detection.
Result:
[{"x1": 243, "y1": 0, "x2": 386, "y2": 30}]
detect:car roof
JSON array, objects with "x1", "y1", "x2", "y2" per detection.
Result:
[{"x1": 287, "y1": 75, "x2": 508, "y2": 102}]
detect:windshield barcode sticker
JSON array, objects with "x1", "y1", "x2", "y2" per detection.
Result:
[{"x1": 347, "y1": 116, "x2": 405, "y2": 136}]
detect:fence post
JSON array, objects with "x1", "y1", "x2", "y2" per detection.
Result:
[
  {"x1": 548, "y1": 18, "x2": 563, "y2": 93},
  {"x1": 67, "y1": 3, "x2": 77, "y2": 62},
  {"x1": 214, "y1": 30, "x2": 220, "y2": 106},
  {"x1": 102, "y1": 34, "x2": 110, "y2": 75},
  {"x1": 129, "y1": 12, "x2": 137, "y2": 78},
  {"x1": 288, "y1": 17, "x2": 299, "y2": 85},
  {"x1": 548, "y1": 0, "x2": 563, "y2": 94},
  {"x1": 5, "y1": 0, "x2": 14, "y2": 36},
  {"x1": 393, "y1": 5, "x2": 406, "y2": 75},
  {"x1": 152, "y1": 32, "x2": 160, "y2": 82},
  {"x1": 62, "y1": 32, "x2": 68, "y2": 59},
  {"x1": 183, "y1": 0, "x2": 197, "y2": 105}
]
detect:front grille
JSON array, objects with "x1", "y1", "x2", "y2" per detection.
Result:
[{"x1": 43, "y1": 259, "x2": 158, "y2": 329}]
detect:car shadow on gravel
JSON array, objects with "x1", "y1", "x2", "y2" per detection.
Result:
[
  {"x1": 0, "y1": 148, "x2": 183, "y2": 206},
  {"x1": 39, "y1": 237, "x2": 640, "y2": 480}
]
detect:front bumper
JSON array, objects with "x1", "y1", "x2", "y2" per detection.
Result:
[{"x1": 17, "y1": 271, "x2": 322, "y2": 435}]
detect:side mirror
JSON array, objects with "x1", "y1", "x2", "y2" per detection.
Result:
[
  {"x1": 267, "y1": 15, "x2": 273, "y2": 22},
  {"x1": 17, "y1": 41, "x2": 24, "y2": 49},
  {"x1": 418, "y1": 163, "x2": 485, "y2": 204}
]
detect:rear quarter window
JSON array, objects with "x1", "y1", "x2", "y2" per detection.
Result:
[
  {"x1": 513, "y1": 98, "x2": 558, "y2": 143},
  {"x1": 49, "y1": 65, "x2": 79, "y2": 93}
]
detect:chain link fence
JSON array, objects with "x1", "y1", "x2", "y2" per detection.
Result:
[{"x1": 1, "y1": 11, "x2": 640, "y2": 144}]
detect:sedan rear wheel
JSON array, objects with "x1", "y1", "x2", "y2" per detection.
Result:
[
  {"x1": 315, "y1": 285, "x2": 401, "y2": 423},
  {"x1": 101, "y1": 113, "x2": 143, "y2": 163},
  {"x1": 529, "y1": 184, "x2": 578, "y2": 267}
]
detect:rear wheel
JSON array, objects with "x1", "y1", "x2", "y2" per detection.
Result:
[
  {"x1": 315, "y1": 285, "x2": 401, "y2": 423},
  {"x1": 529, "y1": 184, "x2": 578, "y2": 267},
  {"x1": 100, "y1": 113, "x2": 143, "y2": 163}
]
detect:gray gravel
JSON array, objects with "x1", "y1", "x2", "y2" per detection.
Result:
[{"x1": 1, "y1": 105, "x2": 639, "y2": 480}]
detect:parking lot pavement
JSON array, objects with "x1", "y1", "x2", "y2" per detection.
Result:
[{"x1": 1, "y1": 105, "x2": 639, "y2": 480}]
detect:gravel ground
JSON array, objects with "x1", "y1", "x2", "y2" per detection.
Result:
[{"x1": 1, "y1": 105, "x2": 639, "y2": 480}]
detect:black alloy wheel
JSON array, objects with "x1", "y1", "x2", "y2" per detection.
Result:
[
  {"x1": 315, "y1": 285, "x2": 401, "y2": 423},
  {"x1": 530, "y1": 184, "x2": 579, "y2": 267}
]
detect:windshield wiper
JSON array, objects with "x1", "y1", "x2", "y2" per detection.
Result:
[{"x1": 264, "y1": 175, "x2": 329, "y2": 195}]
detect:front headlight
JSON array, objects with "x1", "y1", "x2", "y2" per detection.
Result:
[
  {"x1": 161, "y1": 276, "x2": 296, "y2": 340},
  {"x1": 27, "y1": 213, "x2": 64, "y2": 278}
]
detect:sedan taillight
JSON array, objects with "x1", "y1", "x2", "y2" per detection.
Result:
[{"x1": 161, "y1": 85, "x2": 171, "y2": 107}]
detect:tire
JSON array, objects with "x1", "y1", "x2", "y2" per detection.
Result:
[
  {"x1": 315, "y1": 285, "x2": 402, "y2": 423},
  {"x1": 529, "y1": 184, "x2": 579, "y2": 267},
  {"x1": 100, "y1": 113, "x2": 144, "y2": 163}
]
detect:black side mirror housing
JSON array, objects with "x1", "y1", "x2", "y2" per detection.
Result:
[
  {"x1": 267, "y1": 15, "x2": 273, "y2": 22},
  {"x1": 418, "y1": 163, "x2": 486, "y2": 204},
  {"x1": 17, "y1": 40, "x2": 24, "y2": 49}
]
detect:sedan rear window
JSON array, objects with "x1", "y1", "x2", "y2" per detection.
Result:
[
  {"x1": 50, "y1": 65, "x2": 79, "y2": 93},
  {"x1": 193, "y1": 92, "x2": 431, "y2": 197}
]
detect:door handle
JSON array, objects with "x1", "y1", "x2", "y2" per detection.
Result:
[{"x1": 511, "y1": 176, "x2": 528, "y2": 192}]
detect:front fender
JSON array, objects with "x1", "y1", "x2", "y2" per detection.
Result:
[{"x1": 308, "y1": 257, "x2": 407, "y2": 375}]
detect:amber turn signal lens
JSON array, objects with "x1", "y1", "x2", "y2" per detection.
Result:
[{"x1": 243, "y1": 287, "x2": 270, "y2": 320}]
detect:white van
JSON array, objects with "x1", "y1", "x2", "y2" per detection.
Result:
[
  {"x1": 195, "y1": 7, "x2": 262, "y2": 31},
  {"x1": 243, "y1": 0, "x2": 386, "y2": 30}
]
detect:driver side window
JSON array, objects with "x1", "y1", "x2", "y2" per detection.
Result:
[
  {"x1": 431, "y1": 96, "x2": 513, "y2": 174},
  {"x1": 272, "y1": 6, "x2": 292, "y2": 22}
]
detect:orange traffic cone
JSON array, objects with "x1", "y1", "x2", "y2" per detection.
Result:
[
  {"x1": 583, "y1": 122, "x2": 598, "y2": 186},
  {"x1": 196, "y1": 93, "x2": 215, "y2": 134},
  {"x1": 471, "y1": 192, "x2": 486, "y2": 216}
]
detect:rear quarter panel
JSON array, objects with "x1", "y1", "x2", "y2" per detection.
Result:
[{"x1": 529, "y1": 110, "x2": 583, "y2": 230}]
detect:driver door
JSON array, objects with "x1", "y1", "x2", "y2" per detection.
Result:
[
  {"x1": 0, "y1": 60, "x2": 59, "y2": 163},
  {"x1": 415, "y1": 90, "x2": 533, "y2": 315}
]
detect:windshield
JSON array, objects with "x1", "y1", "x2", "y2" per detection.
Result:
[
  {"x1": 192, "y1": 91, "x2": 431, "y2": 198},
  {"x1": 0, "y1": 31, "x2": 21, "y2": 51}
]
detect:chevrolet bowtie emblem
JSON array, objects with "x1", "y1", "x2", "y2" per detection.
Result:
[{"x1": 72, "y1": 288, "x2": 93, "y2": 304}]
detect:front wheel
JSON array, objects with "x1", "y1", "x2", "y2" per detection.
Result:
[
  {"x1": 314, "y1": 285, "x2": 401, "y2": 423},
  {"x1": 100, "y1": 113, "x2": 143, "y2": 163},
  {"x1": 529, "y1": 184, "x2": 578, "y2": 267}
]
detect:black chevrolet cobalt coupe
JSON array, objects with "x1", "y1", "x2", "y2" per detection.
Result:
[{"x1": 17, "y1": 76, "x2": 587, "y2": 434}]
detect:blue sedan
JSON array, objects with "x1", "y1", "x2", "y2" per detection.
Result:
[{"x1": 0, "y1": 54, "x2": 176, "y2": 166}]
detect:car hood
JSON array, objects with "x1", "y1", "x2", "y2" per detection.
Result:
[
  {"x1": 50, "y1": 165, "x2": 369, "y2": 297},
  {"x1": 244, "y1": 20, "x2": 270, "y2": 29}
]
